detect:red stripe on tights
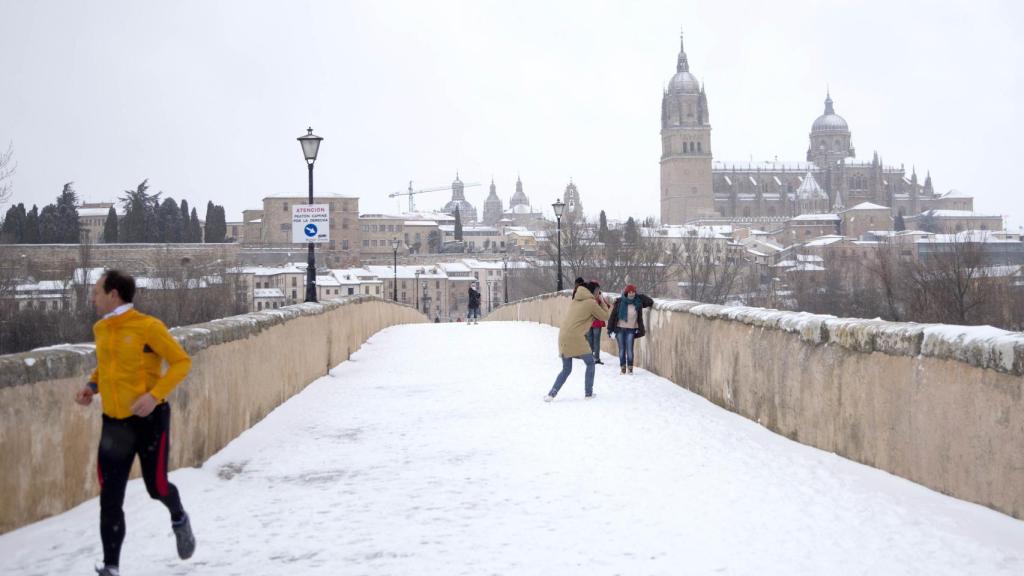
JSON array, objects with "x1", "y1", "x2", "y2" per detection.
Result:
[{"x1": 156, "y1": 431, "x2": 169, "y2": 497}]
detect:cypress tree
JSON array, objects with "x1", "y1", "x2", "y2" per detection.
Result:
[
  {"x1": 189, "y1": 207, "x2": 202, "y2": 242},
  {"x1": 38, "y1": 204, "x2": 59, "y2": 243},
  {"x1": 454, "y1": 208, "x2": 463, "y2": 241},
  {"x1": 103, "y1": 206, "x2": 118, "y2": 243},
  {"x1": 23, "y1": 205, "x2": 39, "y2": 244},
  {"x1": 56, "y1": 182, "x2": 81, "y2": 243}
]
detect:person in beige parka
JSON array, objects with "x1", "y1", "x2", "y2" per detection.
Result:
[{"x1": 545, "y1": 282, "x2": 610, "y2": 401}]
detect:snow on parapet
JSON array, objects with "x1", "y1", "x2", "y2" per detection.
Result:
[{"x1": 647, "y1": 299, "x2": 1024, "y2": 375}]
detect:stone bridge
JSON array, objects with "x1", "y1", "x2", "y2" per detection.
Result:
[{"x1": 0, "y1": 294, "x2": 1022, "y2": 574}]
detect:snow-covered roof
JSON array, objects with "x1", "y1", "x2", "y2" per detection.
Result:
[
  {"x1": 714, "y1": 160, "x2": 815, "y2": 172},
  {"x1": 789, "y1": 263, "x2": 827, "y2": 272},
  {"x1": 254, "y1": 288, "x2": 285, "y2": 298},
  {"x1": 791, "y1": 213, "x2": 840, "y2": 222},
  {"x1": 804, "y1": 235, "x2": 845, "y2": 247},
  {"x1": 438, "y1": 262, "x2": 471, "y2": 273},
  {"x1": 846, "y1": 202, "x2": 889, "y2": 211},
  {"x1": 265, "y1": 192, "x2": 356, "y2": 199},
  {"x1": 77, "y1": 207, "x2": 121, "y2": 217},
  {"x1": 926, "y1": 210, "x2": 1000, "y2": 219},
  {"x1": 403, "y1": 220, "x2": 438, "y2": 227},
  {"x1": 796, "y1": 254, "x2": 824, "y2": 263}
]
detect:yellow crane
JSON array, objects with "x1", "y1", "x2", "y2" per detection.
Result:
[{"x1": 389, "y1": 180, "x2": 480, "y2": 213}]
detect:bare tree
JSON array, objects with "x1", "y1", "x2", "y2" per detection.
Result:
[
  {"x1": 910, "y1": 232, "x2": 990, "y2": 324},
  {"x1": 0, "y1": 142, "x2": 15, "y2": 206},
  {"x1": 677, "y1": 232, "x2": 743, "y2": 304}
]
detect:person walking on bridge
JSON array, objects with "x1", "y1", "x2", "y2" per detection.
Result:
[
  {"x1": 73, "y1": 270, "x2": 196, "y2": 576},
  {"x1": 545, "y1": 281, "x2": 610, "y2": 401},
  {"x1": 467, "y1": 282, "x2": 482, "y2": 324},
  {"x1": 607, "y1": 284, "x2": 654, "y2": 374}
]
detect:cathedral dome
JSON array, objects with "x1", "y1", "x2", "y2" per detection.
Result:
[
  {"x1": 811, "y1": 93, "x2": 849, "y2": 132},
  {"x1": 669, "y1": 71, "x2": 701, "y2": 94}
]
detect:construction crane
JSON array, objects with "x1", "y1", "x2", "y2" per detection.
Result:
[{"x1": 389, "y1": 180, "x2": 481, "y2": 213}]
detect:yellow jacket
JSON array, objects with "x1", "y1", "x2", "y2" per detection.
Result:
[{"x1": 88, "y1": 308, "x2": 192, "y2": 419}]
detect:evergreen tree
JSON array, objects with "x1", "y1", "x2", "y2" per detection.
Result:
[
  {"x1": 23, "y1": 205, "x2": 39, "y2": 244},
  {"x1": 189, "y1": 207, "x2": 202, "y2": 242},
  {"x1": 103, "y1": 206, "x2": 118, "y2": 243},
  {"x1": 454, "y1": 208, "x2": 463, "y2": 241},
  {"x1": 179, "y1": 199, "x2": 191, "y2": 240},
  {"x1": 159, "y1": 197, "x2": 183, "y2": 242},
  {"x1": 894, "y1": 213, "x2": 906, "y2": 232},
  {"x1": 120, "y1": 179, "x2": 156, "y2": 243},
  {"x1": 1, "y1": 203, "x2": 26, "y2": 243},
  {"x1": 203, "y1": 202, "x2": 227, "y2": 243},
  {"x1": 56, "y1": 182, "x2": 81, "y2": 243},
  {"x1": 38, "y1": 204, "x2": 60, "y2": 243},
  {"x1": 624, "y1": 217, "x2": 639, "y2": 244},
  {"x1": 598, "y1": 210, "x2": 609, "y2": 243}
]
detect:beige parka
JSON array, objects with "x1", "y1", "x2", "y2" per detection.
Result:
[{"x1": 558, "y1": 286, "x2": 611, "y2": 357}]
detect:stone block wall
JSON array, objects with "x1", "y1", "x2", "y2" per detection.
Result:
[
  {"x1": 0, "y1": 296, "x2": 424, "y2": 533},
  {"x1": 487, "y1": 293, "x2": 1024, "y2": 519}
]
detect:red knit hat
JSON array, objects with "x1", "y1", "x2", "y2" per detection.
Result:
[{"x1": 625, "y1": 284, "x2": 637, "y2": 294}]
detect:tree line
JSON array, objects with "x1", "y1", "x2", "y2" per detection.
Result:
[{"x1": 1, "y1": 179, "x2": 229, "y2": 244}]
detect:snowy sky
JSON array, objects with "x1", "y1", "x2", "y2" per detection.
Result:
[{"x1": 1, "y1": 0, "x2": 1022, "y2": 232}]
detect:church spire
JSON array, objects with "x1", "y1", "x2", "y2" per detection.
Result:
[
  {"x1": 824, "y1": 91, "x2": 835, "y2": 115},
  {"x1": 677, "y1": 31, "x2": 689, "y2": 73}
]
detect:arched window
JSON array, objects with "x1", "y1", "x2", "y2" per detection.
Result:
[
  {"x1": 697, "y1": 141, "x2": 702, "y2": 153},
  {"x1": 691, "y1": 142, "x2": 696, "y2": 153}
]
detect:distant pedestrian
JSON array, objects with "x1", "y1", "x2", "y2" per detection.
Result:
[
  {"x1": 545, "y1": 282, "x2": 610, "y2": 401},
  {"x1": 586, "y1": 280, "x2": 608, "y2": 364},
  {"x1": 73, "y1": 270, "x2": 196, "y2": 576},
  {"x1": 607, "y1": 284, "x2": 654, "y2": 375},
  {"x1": 467, "y1": 282, "x2": 482, "y2": 324}
]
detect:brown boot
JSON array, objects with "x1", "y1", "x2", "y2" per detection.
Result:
[
  {"x1": 627, "y1": 365, "x2": 634, "y2": 374},
  {"x1": 620, "y1": 365, "x2": 626, "y2": 375}
]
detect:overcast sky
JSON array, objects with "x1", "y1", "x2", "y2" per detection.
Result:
[{"x1": 1, "y1": 0, "x2": 1022, "y2": 232}]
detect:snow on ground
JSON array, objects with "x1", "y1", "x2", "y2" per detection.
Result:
[{"x1": 2, "y1": 322, "x2": 1023, "y2": 576}]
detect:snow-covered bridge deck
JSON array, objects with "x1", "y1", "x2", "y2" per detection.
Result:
[{"x1": 2, "y1": 322, "x2": 1022, "y2": 575}]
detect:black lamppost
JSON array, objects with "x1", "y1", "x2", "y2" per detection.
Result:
[
  {"x1": 552, "y1": 198, "x2": 565, "y2": 291},
  {"x1": 297, "y1": 127, "x2": 323, "y2": 303},
  {"x1": 415, "y1": 268, "x2": 421, "y2": 310},
  {"x1": 502, "y1": 251, "x2": 509, "y2": 304},
  {"x1": 391, "y1": 238, "x2": 400, "y2": 301}
]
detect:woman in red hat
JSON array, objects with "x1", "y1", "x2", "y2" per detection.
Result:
[{"x1": 607, "y1": 284, "x2": 654, "y2": 374}]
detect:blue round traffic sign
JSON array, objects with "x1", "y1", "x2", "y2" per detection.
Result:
[{"x1": 304, "y1": 223, "x2": 318, "y2": 237}]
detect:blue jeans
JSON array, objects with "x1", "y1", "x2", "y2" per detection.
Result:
[
  {"x1": 468, "y1": 306, "x2": 481, "y2": 320},
  {"x1": 548, "y1": 353, "x2": 596, "y2": 397},
  {"x1": 587, "y1": 327, "x2": 602, "y2": 360},
  {"x1": 615, "y1": 329, "x2": 636, "y2": 367}
]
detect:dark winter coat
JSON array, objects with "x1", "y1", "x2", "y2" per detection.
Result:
[
  {"x1": 607, "y1": 293, "x2": 654, "y2": 338},
  {"x1": 468, "y1": 287, "x2": 481, "y2": 308}
]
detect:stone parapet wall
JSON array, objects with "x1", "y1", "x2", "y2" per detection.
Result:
[
  {"x1": 487, "y1": 294, "x2": 1024, "y2": 519},
  {"x1": 0, "y1": 296, "x2": 425, "y2": 533},
  {"x1": 3, "y1": 243, "x2": 242, "y2": 278}
]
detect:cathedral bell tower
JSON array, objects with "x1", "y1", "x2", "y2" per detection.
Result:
[{"x1": 660, "y1": 33, "x2": 714, "y2": 225}]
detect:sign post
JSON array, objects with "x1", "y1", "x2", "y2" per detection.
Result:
[{"x1": 292, "y1": 204, "x2": 330, "y2": 244}]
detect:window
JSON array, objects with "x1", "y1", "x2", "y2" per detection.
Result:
[
  {"x1": 342, "y1": 240, "x2": 349, "y2": 250},
  {"x1": 283, "y1": 202, "x2": 289, "y2": 211},
  {"x1": 697, "y1": 142, "x2": 702, "y2": 152},
  {"x1": 258, "y1": 302, "x2": 263, "y2": 310},
  {"x1": 291, "y1": 290, "x2": 297, "y2": 299},
  {"x1": 363, "y1": 240, "x2": 369, "y2": 247},
  {"x1": 375, "y1": 286, "x2": 380, "y2": 295},
  {"x1": 348, "y1": 287, "x2": 354, "y2": 295},
  {"x1": 291, "y1": 277, "x2": 297, "y2": 286}
]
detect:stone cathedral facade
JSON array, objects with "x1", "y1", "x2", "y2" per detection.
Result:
[{"x1": 660, "y1": 36, "x2": 975, "y2": 225}]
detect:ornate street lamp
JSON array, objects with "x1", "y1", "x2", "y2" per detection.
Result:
[
  {"x1": 551, "y1": 198, "x2": 565, "y2": 291},
  {"x1": 297, "y1": 127, "x2": 323, "y2": 303},
  {"x1": 391, "y1": 238, "x2": 400, "y2": 301}
]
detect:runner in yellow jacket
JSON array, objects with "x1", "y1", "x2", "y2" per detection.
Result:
[{"x1": 74, "y1": 270, "x2": 196, "y2": 576}]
